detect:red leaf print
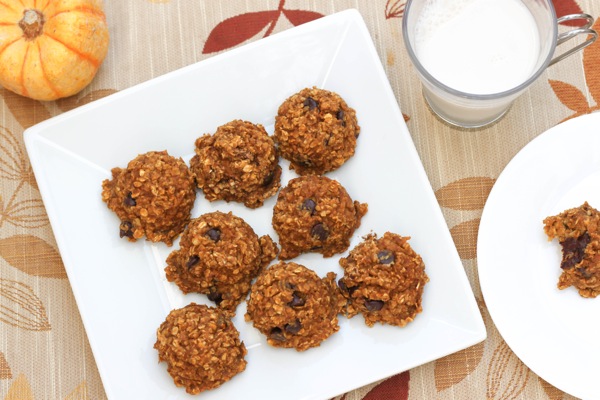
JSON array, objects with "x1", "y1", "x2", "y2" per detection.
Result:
[
  {"x1": 552, "y1": 0, "x2": 584, "y2": 27},
  {"x1": 282, "y1": 9, "x2": 323, "y2": 26},
  {"x1": 363, "y1": 371, "x2": 410, "y2": 400},
  {"x1": 203, "y1": 11, "x2": 279, "y2": 54}
]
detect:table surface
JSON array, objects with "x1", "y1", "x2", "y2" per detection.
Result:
[{"x1": 1, "y1": 1, "x2": 598, "y2": 399}]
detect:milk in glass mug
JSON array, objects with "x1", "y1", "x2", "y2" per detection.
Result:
[{"x1": 402, "y1": 0, "x2": 598, "y2": 128}]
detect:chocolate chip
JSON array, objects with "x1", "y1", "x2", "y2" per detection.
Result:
[
  {"x1": 123, "y1": 192, "x2": 136, "y2": 207},
  {"x1": 119, "y1": 221, "x2": 133, "y2": 238},
  {"x1": 284, "y1": 320, "x2": 302, "y2": 334},
  {"x1": 577, "y1": 266, "x2": 593, "y2": 279},
  {"x1": 263, "y1": 171, "x2": 275, "y2": 187},
  {"x1": 560, "y1": 232, "x2": 590, "y2": 269},
  {"x1": 364, "y1": 299, "x2": 384, "y2": 311},
  {"x1": 311, "y1": 223, "x2": 328, "y2": 241},
  {"x1": 301, "y1": 198, "x2": 316, "y2": 215},
  {"x1": 288, "y1": 291, "x2": 306, "y2": 307},
  {"x1": 269, "y1": 327, "x2": 286, "y2": 341},
  {"x1": 303, "y1": 97, "x2": 318, "y2": 110},
  {"x1": 206, "y1": 228, "x2": 221, "y2": 242},
  {"x1": 186, "y1": 255, "x2": 200, "y2": 269},
  {"x1": 377, "y1": 250, "x2": 395, "y2": 264},
  {"x1": 336, "y1": 109, "x2": 346, "y2": 126},
  {"x1": 338, "y1": 279, "x2": 357, "y2": 296},
  {"x1": 207, "y1": 287, "x2": 223, "y2": 306}
]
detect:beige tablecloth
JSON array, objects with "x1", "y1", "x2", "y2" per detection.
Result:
[{"x1": 1, "y1": 0, "x2": 599, "y2": 399}]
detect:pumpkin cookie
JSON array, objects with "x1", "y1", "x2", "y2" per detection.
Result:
[
  {"x1": 338, "y1": 232, "x2": 429, "y2": 327},
  {"x1": 543, "y1": 202, "x2": 600, "y2": 298},
  {"x1": 101, "y1": 150, "x2": 196, "y2": 246},
  {"x1": 272, "y1": 175, "x2": 367, "y2": 260},
  {"x1": 190, "y1": 119, "x2": 282, "y2": 208},
  {"x1": 245, "y1": 261, "x2": 344, "y2": 351},
  {"x1": 165, "y1": 211, "x2": 278, "y2": 312},
  {"x1": 154, "y1": 303, "x2": 247, "y2": 394},
  {"x1": 274, "y1": 87, "x2": 360, "y2": 175}
]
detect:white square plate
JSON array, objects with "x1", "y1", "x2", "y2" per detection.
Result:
[{"x1": 25, "y1": 9, "x2": 485, "y2": 400}]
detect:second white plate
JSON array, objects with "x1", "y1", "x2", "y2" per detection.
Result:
[{"x1": 478, "y1": 112, "x2": 600, "y2": 400}]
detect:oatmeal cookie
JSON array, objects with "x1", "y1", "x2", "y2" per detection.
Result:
[
  {"x1": 101, "y1": 150, "x2": 196, "y2": 246},
  {"x1": 165, "y1": 211, "x2": 278, "y2": 311},
  {"x1": 274, "y1": 87, "x2": 360, "y2": 175},
  {"x1": 190, "y1": 119, "x2": 282, "y2": 208},
  {"x1": 338, "y1": 232, "x2": 429, "y2": 327},
  {"x1": 154, "y1": 303, "x2": 247, "y2": 394},
  {"x1": 272, "y1": 175, "x2": 367, "y2": 260},
  {"x1": 245, "y1": 261, "x2": 344, "y2": 351},
  {"x1": 543, "y1": 202, "x2": 600, "y2": 298}
]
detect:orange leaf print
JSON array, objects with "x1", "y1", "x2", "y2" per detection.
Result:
[
  {"x1": 0, "y1": 278, "x2": 51, "y2": 331},
  {"x1": 0, "y1": 125, "x2": 36, "y2": 189},
  {"x1": 203, "y1": 11, "x2": 279, "y2": 54},
  {"x1": 538, "y1": 377, "x2": 567, "y2": 400},
  {"x1": 363, "y1": 371, "x2": 410, "y2": 400},
  {"x1": 1, "y1": 88, "x2": 52, "y2": 129},
  {"x1": 435, "y1": 177, "x2": 495, "y2": 211},
  {"x1": 0, "y1": 197, "x2": 49, "y2": 229},
  {"x1": 449, "y1": 219, "x2": 480, "y2": 260},
  {"x1": 5, "y1": 374, "x2": 34, "y2": 400},
  {"x1": 55, "y1": 89, "x2": 118, "y2": 113},
  {"x1": 549, "y1": 79, "x2": 592, "y2": 113},
  {"x1": 0, "y1": 351, "x2": 12, "y2": 380},
  {"x1": 434, "y1": 342, "x2": 485, "y2": 392},
  {"x1": 0, "y1": 235, "x2": 67, "y2": 279},
  {"x1": 64, "y1": 381, "x2": 89, "y2": 400},
  {"x1": 281, "y1": 9, "x2": 323, "y2": 26},
  {"x1": 486, "y1": 340, "x2": 530, "y2": 400},
  {"x1": 583, "y1": 18, "x2": 600, "y2": 108}
]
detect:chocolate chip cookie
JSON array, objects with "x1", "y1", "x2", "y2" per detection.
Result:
[
  {"x1": 154, "y1": 303, "x2": 247, "y2": 394},
  {"x1": 165, "y1": 211, "x2": 278, "y2": 312},
  {"x1": 245, "y1": 261, "x2": 344, "y2": 351},
  {"x1": 274, "y1": 87, "x2": 360, "y2": 175},
  {"x1": 190, "y1": 119, "x2": 282, "y2": 208},
  {"x1": 272, "y1": 175, "x2": 368, "y2": 260},
  {"x1": 338, "y1": 232, "x2": 429, "y2": 327},
  {"x1": 101, "y1": 150, "x2": 196, "y2": 246},
  {"x1": 543, "y1": 202, "x2": 600, "y2": 298}
]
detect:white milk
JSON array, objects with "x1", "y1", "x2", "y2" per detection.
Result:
[{"x1": 414, "y1": 0, "x2": 540, "y2": 95}]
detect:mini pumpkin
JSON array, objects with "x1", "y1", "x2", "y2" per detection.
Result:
[{"x1": 0, "y1": 0, "x2": 109, "y2": 101}]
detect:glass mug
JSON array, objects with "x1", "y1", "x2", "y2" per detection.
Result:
[{"x1": 402, "y1": 0, "x2": 598, "y2": 128}]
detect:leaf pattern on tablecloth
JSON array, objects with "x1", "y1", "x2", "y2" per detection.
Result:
[
  {"x1": 435, "y1": 177, "x2": 495, "y2": 211},
  {"x1": 0, "y1": 235, "x2": 66, "y2": 279},
  {"x1": 449, "y1": 219, "x2": 480, "y2": 260},
  {"x1": 363, "y1": 371, "x2": 410, "y2": 400},
  {"x1": 0, "y1": 126, "x2": 37, "y2": 189},
  {"x1": 0, "y1": 279, "x2": 51, "y2": 331},
  {"x1": 64, "y1": 381, "x2": 89, "y2": 400},
  {"x1": 385, "y1": 0, "x2": 406, "y2": 19},
  {"x1": 56, "y1": 89, "x2": 118, "y2": 113},
  {"x1": 550, "y1": 17, "x2": 600, "y2": 121},
  {"x1": 4, "y1": 374, "x2": 34, "y2": 400},
  {"x1": 0, "y1": 352, "x2": 11, "y2": 380},
  {"x1": 203, "y1": 0, "x2": 323, "y2": 54},
  {"x1": 552, "y1": 0, "x2": 584, "y2": 26},
  {"x1": 538, "y1": 377, "x2": 568, "y2": 400},
  {"x1": 486, "y1": 340, "x2": 531, "y2": 400},
  {"x1": 434, "y1": 342, "x2": 485, "y2": 392},
  {"x1": 1, "y1": 89, "x2": 51, "y2": 130}
]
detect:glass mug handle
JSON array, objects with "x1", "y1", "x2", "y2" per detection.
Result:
[{"x1": 549, "y1": 13, "x2": 598, "y2": 66}]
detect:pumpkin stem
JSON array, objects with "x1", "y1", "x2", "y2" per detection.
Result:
[{"x1": 19, "y1": 9, "x2": 45, "y2": 41}]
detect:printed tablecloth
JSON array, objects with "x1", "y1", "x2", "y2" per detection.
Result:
[{"x1": 1, "y1": 1, "x2": 599, "y2": 399}]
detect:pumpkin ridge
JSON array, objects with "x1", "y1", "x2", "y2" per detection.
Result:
[
  {"x1": 43, "y1": 31, "x2": 101, "y2": 67},
  {"x1": 20, "y1": 43, "x2": 30, "y2": 97},
  {"x1": 0, "y1": 1, "x2": 18, "y2": 13},
  {"x1": 36, "y1": 40, "x2": 62, "y2": 98},
  {"x1": 0, "y1": 37, "x2": 21, "y2": 64}
]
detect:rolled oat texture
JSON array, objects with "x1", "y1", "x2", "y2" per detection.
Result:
[
  {"x1": 165, "y1": 211, "x2": 278, "y2": 312},
  {"x1": 101, "y1": 150, "x2": 196, "y2": 246},
  {"x1": 274, "y1": 87, "x2": 360, "y2": 175},
  {"x1": 154, "y1": 303, "x2": 247, "y2": 394},
  {"x1": 338, "y1": 232, "x2": 429, "y2": 327},
  {"x1": 245, "y1": 261, "x2": 345, "y2": 351}
]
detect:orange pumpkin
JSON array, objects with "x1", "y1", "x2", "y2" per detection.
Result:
[{"x1": 0, "y1": 0, "x2": 109, "y2": 101}]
